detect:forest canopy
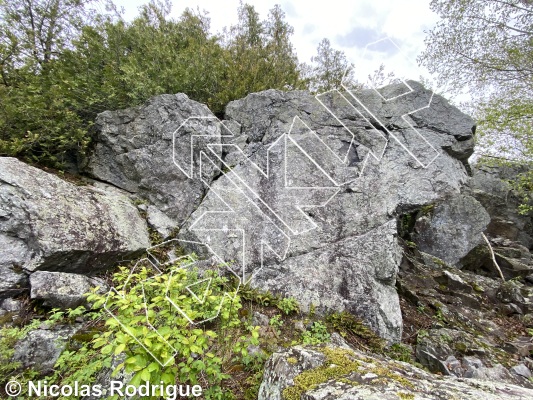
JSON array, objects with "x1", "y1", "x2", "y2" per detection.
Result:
[{"x1": 0, "y1": 0, "x2": 353, "y2": 168}]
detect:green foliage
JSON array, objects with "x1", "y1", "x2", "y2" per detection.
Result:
[
  {"x1": 419, "y1": 0, "x2": 532, "y2": 211},
  {"x1": 399, "y1": 212, "x2": 417, "y2": 240},
  {"x1": 0, "y1": 319, "x2": 41, "y2": 384},
  {"x1": 0, "y1": 0, "x2": 363, "y2": 168},
  {"x1": 269, "y1": 314, "x2": 284, "y2": 336},
  {"x1": 326, "y1": 311, "x2": 385, "y2": 352},
  {"x1": 238, "y1": 284, "x2": 300, "y2": 314},
  {"x1": 82, "y1": 260, "x2": 245, "y2": 399},
  {"x1": 239, "y1": 285, "x2": 278, "y2": 306},
  {"x1": 51, "y1": 337, "x2": 113, "y2": 397},
  {"x1": 232, "y1": 325, "x2": 262, "y2": 368},
  {"x1": 302, "y1": 321, "x2": 330, "y2": 345},
  {"x1": 385, "y1": 343, "x2": 413, "y2": 363},
  {"x1": 416, "y1": 329, "x2": 429, "y2": 342},
  {"x1": 302, "y1": 38, "x2": 356, "y2": 93},
  {"x1": 0, "y1": 1, "x2": 309, "y2": 167},
  {"x1": 276, "y1": 297, "x2": 300, "y2": 315}
]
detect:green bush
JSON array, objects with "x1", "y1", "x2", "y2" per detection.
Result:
[
  {"x1": 302, "y1": 321, "x2": 330, "y2": 345},
  {"x1": 86, "y1": 261, "x2": 244, "y2": 399}
]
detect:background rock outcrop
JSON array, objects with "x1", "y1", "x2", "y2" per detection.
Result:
[{"x1": 470, "y1": 164, "x2": 533, "y2": 249}]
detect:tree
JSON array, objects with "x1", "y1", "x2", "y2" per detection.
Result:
[
  {"x1": 305, "y1": 38, "x2": 356, "y2": 93},
  {"x1": 0, "y1": 0, "x2": 93, "y2": 78},
  {"x1": 0, "y1": 1, "x2": 309, "y2": 167},
  {"x1": 0, "y1": 0, "x2": 94, "y2": 166},
  {"x1": 263, "y1": 4, "x2": 302, "y2": 89},
  {"x1": 419, "y1": 0, "x2": 532, "y2": 213},
  {"x1": 214, "y1": 2, "x2": 305, "y2": 109}
]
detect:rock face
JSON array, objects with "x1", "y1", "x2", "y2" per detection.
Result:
[
  {"x1": 83, "y1": 82, "x2": 476, "y2": 342},
  {"x1": 457, "y1": 164, "x2": 533, "y2": 279},
  {"x1": 398, "y1": 242, "x2": 533, "y2": 388},
  {"x1": 0, "y1": 157, "x2": 149, "y2": 298},
  {"x1": 84, "y1": 93, "x2": 221, "y2": 227},
  {"x1": 177, "y1": 82, "x2": 474, "y2": 342},
  {"x1": 413, "y1": 194, "x2": 490, "y2": 266},
  {"x1": 470, "y1": 164, "x2": 532, "y2": 249},
  {"x1": 12, "y1": 324, "x2": 79, "y2": 374},
  {"x1": 30, "y1": 271, "x2": 108, "y2": 309},
  {"x1": 258, "y1": 345, "x2": 533, "y2": 400}
]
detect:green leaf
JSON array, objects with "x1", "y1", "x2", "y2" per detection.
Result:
[{"x1": 114, "y1": 343, "x2": 126, "y2": 355}]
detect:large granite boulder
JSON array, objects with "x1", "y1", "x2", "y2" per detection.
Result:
[
  {"x1": 84, "y1": 93, "x2": 222, "y2": 227},
  {"x1": 258, "y1": 345, "x2": 533, "y2": 400},
  {"x1": 83, "y1": 82, "x2": 475, "y2": 342},
  {"x1": 0, "y1": 157, "x2": 149, "y2": 298},
  {"x1": 179, "y1": 82, "x2": 474, "y2": 342}
]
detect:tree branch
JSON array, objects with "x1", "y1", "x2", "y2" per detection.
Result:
[{"x1": 482, "y1": 233, "x2": 505, "y2": 281}]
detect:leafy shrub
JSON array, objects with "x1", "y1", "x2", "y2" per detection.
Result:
[
  {"x1": 302, "y1": 322, "x2": 330, "y2": 345},
  {"x1": 269, "y1": 314, "x2": 284, "y2": 336},
  {"x1": 56, "y1": 258, "x2": 250, "y2": 399},
  {"x1": 276, "y1": 297, "x2": 300, "y2": 315}
]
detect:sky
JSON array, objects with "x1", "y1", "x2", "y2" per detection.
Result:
[{"x1": 112, "y1": 0, "x2": 442, "y2": 88}]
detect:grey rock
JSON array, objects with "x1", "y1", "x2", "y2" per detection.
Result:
[
  {"x1": 415, "y1": 328, "x2": 492, "y2": 376},
  {"x1": 146, "y1": 205, "x2": 177, "y2": 238},
  {"x1": 258, "y1": 346, "x2": 326, "y2": 400},
  {"x1": 12, "y1": 324, "x2": 79, "y2": 373},
  {"x1": 0, "y1": 158, "x2": 150, "y2": 296},
  {"x1": 497, "y1": 280, "x2": 526, "y2": 304},
  {"x1": 81, "y1": 354, "x2": 134, "y2": 400},
  {"x1": 251, "y1": 311, "x2": 270, "y2": 327},
  {"x1": 444, "y1": 355, "x2": 464, "y2": 376},
  {"x1": 84, "y1": 93, "x2": 221, "y2": 226},
  {"x1": 413, "y1": 194, "x2": 490, "y2": 266},
  {"x1": 293, "y1": 320, "x2": 306, "y2": 332},
  {"x1": 176, "y1": 84, "x2": 474, "y2": 342},
  {"x1": 511, "y1": 364, "x2": 532, "y2": 379},
  {"x1": 501, "y1": 303, "x2": 523, "y2": 315},
  {"x1": 435, "y1": 270, "x2": 473, "y2": 293},
  {"x1": 250, "y1": 220, "x2": 403, "y2": 343},
  {"x1": 0, "y1": 249, "x2": 30, "y2": 299},
  {"x1": 0, "y1": 297, "x2": 23, "y2": 312},
  {"x1": 463, "y1": 356, "x2": 484, "y2": 371},
  {"x1": 469, "y1": 364, "x2": 515, "y2": 383},
  {"x1": 502, "y1": 337, "x2": 533, "y2": 357},
  {"x1": 259, "y1": 345, "x2": 533, "y2": 400},
  {"x1": 247, "y1": 344, "x2": 268, "y2": 362},
  {"x1": 470, "y1": 164, "x2": 533, "y2": 248},
  {"x1": 329, "y1": 332, "x2": 352, "y2": 350},
  {"x1": 30, "y1": 271, "x2": 109, "y2": 309}
]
